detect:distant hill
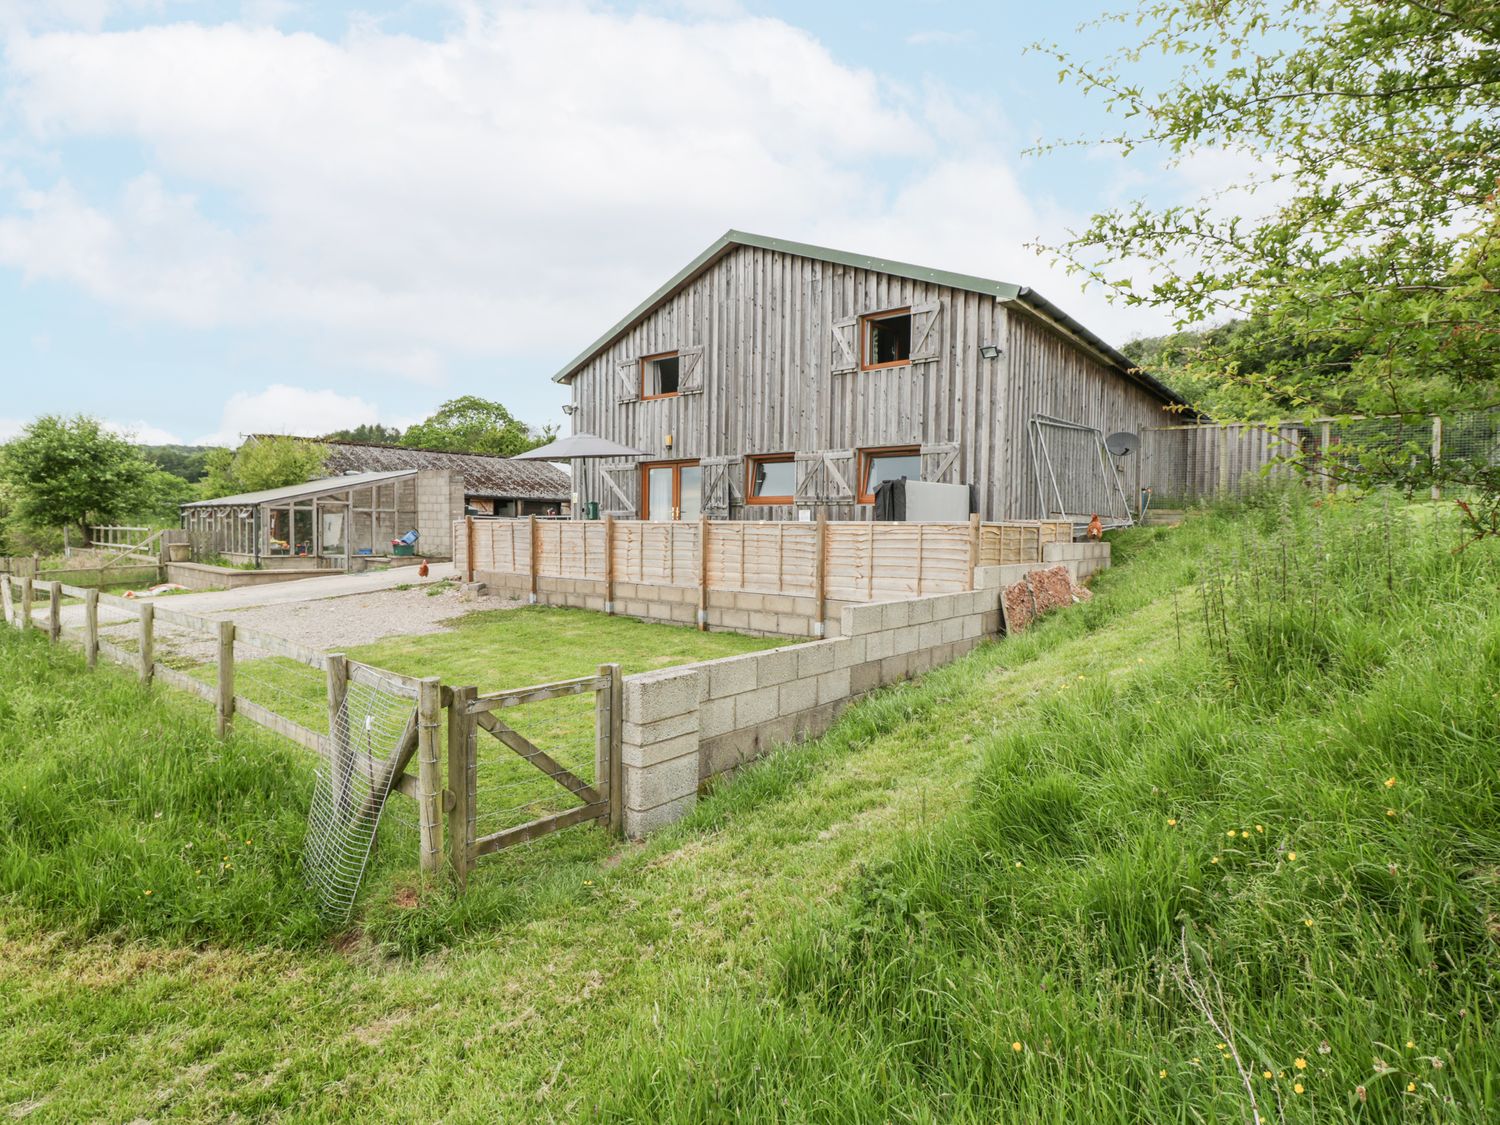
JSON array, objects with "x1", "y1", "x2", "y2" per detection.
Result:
[{"x1": 138, "y1": 444, "x2": 218, "y2": 483}]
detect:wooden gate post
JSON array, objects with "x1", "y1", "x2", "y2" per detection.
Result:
[
  {"x1": 464, "y1": 515, "x2": 476, "y2": 584},
  {"x1": 447, "y1": 684, "x2": 478, "y2": 888},
  {"x1": 84, "y1": 589, "x2": 99, "y2": 667},
  {"x1": 139, "y1": 603, "x2": 156, "y2": 685},
  {"x1": 324, "y1": 652, "x2": 351, "y2": 814},
  {"x1": 214, "y1": 619, "x2": 233, "y2": 733},
  {"x1": 20, "y1": 577, "x2": 33, "y2": 633},
  {"x1": 967, "y1": 513, "x2": 981, "y2": 591},
  {"x1": 416, "y1": 676, "x2": 443, "y2": 874},
  {"x1": 47, "y1": 581, "x2": 61, "y2": 642},
  {"x1": 596, "y1": 662, "x2": 623, "y2": 837}
]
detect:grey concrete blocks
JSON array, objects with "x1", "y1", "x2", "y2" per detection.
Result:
[{"x1": 624, "y1": 667, "x2": 701, "y2": 724}]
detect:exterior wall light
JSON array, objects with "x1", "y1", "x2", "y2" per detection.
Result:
[{"x1": 980, "y1": 344, "x2": 1002, "y2": 359}]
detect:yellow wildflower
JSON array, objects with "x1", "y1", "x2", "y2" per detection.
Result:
[
  {"x1": 1227, "y1": 830, "x2": 1236, "y2": 838},
  {"x1": 1167, "y1": 818, "x2": 1178, "y2": 826},
  {"x1": 1262, "y1": 1071, "x2": 1273, "y2": 1079},
  {"x1": 1011, "y1": 1041, "x2": 1023, "y2": 1052},
  {"x1": 1304, "y1": 918, "x2": 1314, "y2": 927},
  {"x1": 1159, "y1": 1069, "x2": 1167, "y2": 1078},
  {"x1": 1407, "y1": 1082, "x2": 1416, "y2": 1093},
  {"x1": 1294, "y1": 1082, "x2": 1305, "y2": 1095},
  {"x1": 1406, "y1": 1040, "x2": 1415, "y2": 1049},
  {"x1": 1211, "y1": 856, "x2": 1220, "y2": 864},
  {"x1": 1287, "y1": 851, "x2": 1298, "y2": 861},
  {"x1": 1386, "y1": 808, "x2": 1397, "y2": 817},
  {"x1": 1385, "y1": 777, "x2": 1397, "y2": 788},
  {"x1": 1255, "y1": 824, "x2": 1264, "y2": 833},
  {"x1": 143, "y1": 889, "x2": 152, "y2": 896},
  {"x1": 1294, "y1": 1058, "x2": 1307, "y2": 1070}
]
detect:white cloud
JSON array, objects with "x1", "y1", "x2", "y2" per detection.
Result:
[
  {"x1": 195, "y1": 383, "x2": 401, "y2": 446},
  {"x1": 103, "y1": 418, "x2": 183, "y2": 444},
  {"x1": 0, "y1": 417, "x2": 24, "y2": 441},
  {"x1": 0, "y1": 2, "x2": 1180, "y2": 388}
]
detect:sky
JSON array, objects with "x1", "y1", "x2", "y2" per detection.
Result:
[{"x1": 0, "y1": 0, "x2": 1213, "y2": 448}]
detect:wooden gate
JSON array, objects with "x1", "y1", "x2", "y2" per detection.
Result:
[{"x1": 446, "y1": 663, "x2": 622, "y2": 887}]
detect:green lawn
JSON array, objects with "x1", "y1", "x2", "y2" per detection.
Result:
[{"x1": 0, "y1": 494, "x2": 1496, "y2": 1122}]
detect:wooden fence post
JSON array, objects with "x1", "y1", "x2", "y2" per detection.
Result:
[
  {"x1": 416, "y1": 676, "x2": 443, "y2": 874},
  {"x1": 138, "y1": 603, "x2": 156, "y2": 685},
  {"x1": 1217, "y1": 425, "x2": 1231, "y2": 495},
  {"x1": 464, "y1": 515, "x2": 476, "y2": 584},
  {"x1": 0, "y1": 576, "x2": 13, "y2": 629},
  {"x1": 1320, "y1": 421, "x2": 1334, "y2": 492},
  {"x1": 528, "y1": 514, "x2": 540, "y2": 605},
  {"x1": 598, "y1": 663, "x2": 623, "y2": 837},
  {"x1": 813, "y1": 511, "x2": 828, "y2": 639},
  {"x1": 47, "y1": 581, "x2": 61, "y2": 642},
  {"x1": 214, "y1": 619, "x2": 233, "y2": 734},
  {"x1": 447, "y1": 684, "x2": 477, "y2": 888},
  {"x1": 84, "y1": 589, "x2": 99, "y2": 667},
  {"x1": 325, "y1": 652, "x2": 348, "y2": 793},
  {"x1": 697, "y1": 517, "x2": 710, "y2": 630},
  {"x1": 1431, "y1": 415, "x2": 1443, "y2": 502},
  {"x1": 967, "y1": 513, "x2": 980, "y2": 591},
  {"x1": 20, "y1": 577, "x2": 33, "y2": 633},
  {"x1": 603, "y1": 515, "x2": 616, "y2": 614}
]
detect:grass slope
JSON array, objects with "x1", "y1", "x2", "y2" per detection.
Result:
[{"x1": 0, "y1": 495, "x2": 1494, "y2": 1121}]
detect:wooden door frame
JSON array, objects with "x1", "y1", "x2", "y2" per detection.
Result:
[{"x1": 640, "y1": 459, "x2": 701, "y2": 520}]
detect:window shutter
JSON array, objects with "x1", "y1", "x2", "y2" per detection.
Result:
[
  {"x1": 600, "y1": 463, "x2": 639, "y2": 517},
  {"x1": 793, "y1": 453, "x2": 824, "y2": 503},
  {"x1": 920, "y1": 442, "x2": 961, "y2": 483},
  {"x1": 678, "y1": 346, "x2": 705, "y2": 394},
  {"x1": 700, "y1": 455, "x2": 741, "y2": 516},
  {"x1": 822, "y1": 450, "x2": 856, "y2": 503},
  {"x1": 910, "y1": 302, "x2": 943, "y2": 364},
  {"x1": 616, "y1": 359, "x2": 639, "y2": 404},
  {"x1": 830, "y1": 316, "x2": 859, "y2": 375}
]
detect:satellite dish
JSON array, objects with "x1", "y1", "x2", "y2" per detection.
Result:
[{"x1": 1105, "y1": 431, "x2": 1140, "y2": 457}]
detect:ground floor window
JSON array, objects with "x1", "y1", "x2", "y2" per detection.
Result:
[
  {"x1": 858, "y1": 446, "x2": 921, "y2": 504},
  {"x1": 746, "y1": 454, "x2": 795, "y2": 504}
]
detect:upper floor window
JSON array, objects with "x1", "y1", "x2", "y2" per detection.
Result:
[
  {"x1": 641, "y1": 352, "x2": 680, "y2": 398},
  {"x1": 858, "y1": 446, "x2": 921, "y2": 504},
  {"x1": 861, "y1": 309, "x2": 912, "y2": 370},
  {"x1": 746, "y1": 454, "x2": 796, "y2": 504}
]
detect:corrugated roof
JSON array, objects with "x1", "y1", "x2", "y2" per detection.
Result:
[
  {"x1": 183, "y1": 470, "x2": 413, "y2": 509},
  {"x1": 549, "y1": 229, "x2": 1189, "y2": 409},
  {"x1": 246, "y1": 437, "x2": 573, "y2": 501}
]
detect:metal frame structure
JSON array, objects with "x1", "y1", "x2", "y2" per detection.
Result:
[{"x1": 1028, "y1": 414, "x2": 1134, "y2": 532}]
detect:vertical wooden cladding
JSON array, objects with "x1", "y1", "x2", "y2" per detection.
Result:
[
  {"x1": 1000, "y1": 311, "x2": 1183, "y2": 518},
  {"x1": 569, "y1": 244, "x2": 1007, "y2": 517}
]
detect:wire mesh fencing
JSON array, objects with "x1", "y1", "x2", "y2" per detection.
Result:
[
  {"x1": 1128, "y1": 409, "x2": 1500, "y2": 511},
  {"x1": 303, "y1": 660, "x2": 420, "y2": 921}
]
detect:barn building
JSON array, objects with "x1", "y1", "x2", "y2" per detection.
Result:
[{"x1": 555, "y1": 231, "x2": 1190, "y2": 523}]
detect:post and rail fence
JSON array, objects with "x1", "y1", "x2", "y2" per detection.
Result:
[{"x1": 0, "y1": 572, "x2": 626, "y2": 906}]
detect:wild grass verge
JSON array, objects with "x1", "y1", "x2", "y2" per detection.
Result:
[{"x1": 601, "y1": 493, "x2": 1500, "y2": 1122}]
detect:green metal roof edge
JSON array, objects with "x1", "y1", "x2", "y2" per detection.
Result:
[{"x1": 548, "y1": 229, "x2": 1190, "y2": 410}]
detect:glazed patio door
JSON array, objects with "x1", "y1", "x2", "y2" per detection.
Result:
[{"x1": 643, "y1": 461, "x2": 701, "y2": 521}]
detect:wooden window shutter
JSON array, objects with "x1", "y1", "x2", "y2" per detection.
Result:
[
  {"x1": 910, "y1": 302, "x2": 943, "y2": 364},
  {"x1": 678, "y1": 346, "x2": 705, "y2": 394},
  {"x1": 793, "y1": 453, "x2": 824, "y2": 503},
  {"x1": 600, "y1": 463, "x2": 640, "y2": 517},
  {"x1": 830, "y1": 316, "x2": 859, "y2": 375},
  {"x1": 616, "y1": 359, "x2": 639, "y2": 404},
  {"x1": 822, "y1": 450, "x2": 856, "y2": 503},
  {"x1": 920, "y1": 442, "x2": 961, "y2": 483},
  {"x1": 700, "y1": 456, "x2": 741, "y2": 516}
]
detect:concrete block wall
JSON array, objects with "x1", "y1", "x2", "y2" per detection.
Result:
[
  {"x1": 619, "y1": 577, "x2": 1006, "y2": 837},
  {"x1": 415, "y1": 471, "x2": 463, "y2": 559},
  {"x1": 1043, "y1": 541, "x2": 1111, "y2": 580}
]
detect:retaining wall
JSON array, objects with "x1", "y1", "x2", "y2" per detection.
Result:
[{"x1": 1043, "y1": 541, "x2": 1112, "y2": 580}]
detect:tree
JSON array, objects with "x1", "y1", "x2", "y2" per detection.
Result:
[
  {"x1": 1037, "y1": 0, "x2": 1500, "y2": 528},
  {"x1": 1037, "y1": 1, "x2": 1499, "y2": 412},
  {"x1": 140, "y1": 444, "x2": 214, "y2": 483},
  {"x1": 322, "y1": 423, "x2": 403, "y2": 444},
  {"x1": 0, "y1": 415, "x2": 151, "y2": 543},
  {"x1": 200, "y1": 436, "x2": 327, "y2": 499},
  {"x1": 400, "y1": 396, "x2": 553, "y2": 457}
]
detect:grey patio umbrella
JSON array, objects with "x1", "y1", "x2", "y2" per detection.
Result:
[{"x1": 513, "y1": 433, "x2": 647, "y2": 460}]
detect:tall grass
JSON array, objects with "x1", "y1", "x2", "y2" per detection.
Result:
[
  {"x1": 602, "y1": 492, "x2": 1500, "y2": 1122},
  {"x1": 0, "y1": 631, "x2": 328, "y2": 945}
]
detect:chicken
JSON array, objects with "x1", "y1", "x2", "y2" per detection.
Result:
[
  {"x1": 417, "y1": 560, "x2": 430, "y2": 578},
  {"x1": 1086, "y1": 514, "x2": 1103, "y2": 541}
]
